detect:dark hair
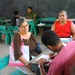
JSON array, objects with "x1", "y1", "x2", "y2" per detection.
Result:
[
  {"x1": 41, "y1": 30, "x2": 60, "y2": 46},
  {"x1": 28, "y1": 6, "x2": 33, "y2": 10},
  {"x1": 14, "y1": 10, "x2": 19, "y2": 15}
]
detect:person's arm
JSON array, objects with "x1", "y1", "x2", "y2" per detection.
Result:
[
  {"x1": 13, "y1": 33, "x2": 22, "y2": 60},
  {"x1": 18, "y1": 55, "x2": 31, "y2": 70},
  {"x1": 13, "y1": 33, "x2": 30, "y2": 69},
  {"x1": 70, "y1": 21, "x2": 75, "y2": 40},
  {"x1": 25, "y1": 13, "x2": 30, "y2": 19},
  {"x1": 31, "y1": 33, "x2": 37, "y2": 44},
  {"x1": 51, "y1": 19, "x2": 59, "y2": 31},
  {"x1": 38, "y1": 58, "x2": 47, "y2": 75},
  {"x1": 48, "y1": 52, "x2": 58, "y2": 59},
  {"x1": 39, "y1": 65, "x2": 46, "y2": 75},
  {"x1": 31, "y1": 33, "x2": 42, "y2": 54},
  {"x1": 51, "y1": 23, "x2": 56, "y2": 31}
]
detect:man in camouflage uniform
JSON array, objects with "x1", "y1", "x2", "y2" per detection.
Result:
[{"x1": 25, "y1": 6, "x2": 37, "y2": 25}]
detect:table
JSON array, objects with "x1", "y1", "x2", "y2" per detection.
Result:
[
  {"x1": 0, "y1": 19, "x2": 11, "y2": 25},
  {"x1": 37, "y1": 23, "x2": 52, "y2": 33},
  {"x1": 60, "y1": 38, "x2": 71, "y2": 43},
  {"x1": 17, "y1": 50, "x2": 51, "y2": 75},
  {"x1": 29, "y1": 49, "x2": 50, "y2": 64},
  {"x1": 16, "y1": 67, "x2": 36, "y2": 75}
]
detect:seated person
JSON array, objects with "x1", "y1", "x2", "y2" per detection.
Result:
[
  {"x1": 11, "y1": 10, "x2": 26, "y2": 27},
  {"x1": 51, "y1": 10, "x2": 75, "y2": 40},
  {"x1": 25, "y1": 6, "x2": 37, "y2": 25},
  {"x1": 13, "y1": 19, "x2": 42, "y2": 69},
  {"x1": 37, "y1": 30, "x2": 75, "y2": 75},
  {"x1": 25, "y1": 6, "x2": 36, "y2": 20}
]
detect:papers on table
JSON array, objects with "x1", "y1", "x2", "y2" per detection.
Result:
[
  {"x1": 60, "y1": 38, "x2": 70, "y2": 43},
  {"x1": 37, "y1": 23, "x2": 45, "y2": 26},
  {"x1": 36, "y1": 55, "x2": 49, "y2": 61},
  {"x1": 26, "y1": 19, "x2": 33, "y2": 21}
]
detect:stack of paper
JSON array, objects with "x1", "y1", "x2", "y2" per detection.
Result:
[
  {"x1": 37, "y1": 23, "x2": 45, "y2": 26},
  {"x1": 36, "y1": 55, "x2": 49, "y2": 61},
  {"x1": 60, "y1": 38, "x2": 70, "y2": 43}
]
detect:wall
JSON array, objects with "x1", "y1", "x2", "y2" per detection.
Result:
[{"x1": 0, "y1": 0, "x2": 75, "y2": 19}]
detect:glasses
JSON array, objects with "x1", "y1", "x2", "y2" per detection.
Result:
[
  {"x1": 59, "y1": 14, "x2": 66, "y2": 17},
  {"x1": 20, "y1": 25, "x2": 28, "y2": 28}
]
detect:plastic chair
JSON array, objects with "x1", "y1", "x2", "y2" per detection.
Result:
[
  {"x1": 0, "y1": 26, "x2": 11, "y2": 44},
  {"x1": 7, "y1": 26, "x2": 18, "y2": 44},
  {"x1": 0, "y1": 55, "x2": 9, "y2": 70},
  {"x1": 28, "y1": 20, "x2": 37, "y2": 36}
]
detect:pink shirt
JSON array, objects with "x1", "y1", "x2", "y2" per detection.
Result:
[{"x1": 47, "y1": 41, "x2": 75, "y2": 75}]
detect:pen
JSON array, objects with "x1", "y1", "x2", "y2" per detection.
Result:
[{"x1": 50, "y1": 52, "x2": 55, "y2": 56}]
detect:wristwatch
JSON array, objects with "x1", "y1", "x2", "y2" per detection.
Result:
[{"x1": 25, "y1": 62, "x2": 29, "y2": 66}]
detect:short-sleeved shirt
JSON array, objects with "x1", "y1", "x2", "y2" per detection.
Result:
[
  {"x1": 54, "y1": 20, "x2": 72, "y2": 38},
  {"x1": 13, "y1": 33, "x2": 38, "y2": 60},
  {"x1": 25, "y1": 12, "x2": 36, "y2": 19},
  {"x1": 25, "y1": 12, "x2": 37, "y2": 25},
  {"x1": 47, "y1": 41, "x2": 75, "y2": 75}
]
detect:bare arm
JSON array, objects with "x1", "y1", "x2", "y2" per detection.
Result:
[
  {"x1": 51, "y1": 23, "x2": 55, "y2": 31},
  {"x1": 13, "y1": 33, "x2": 30, "y2": 69},
  {"x1": 39, "y1": 65, "x2": 46, "y2": 75},
  {"x1": 70, "y1": 22, "x2": 75, "y2": 40},
  {"x1": 51, "y1": 19, "x2": 59, "y2": 31},
  {"x1": 38, "y1": 59, "x2": 47, "y2": 75},
  {"x1": 13, "y1": 33, "x2": 27, "y2": 64},
  {"x1": 18, "y1": 55, "x2": 31, "y2": 70}
]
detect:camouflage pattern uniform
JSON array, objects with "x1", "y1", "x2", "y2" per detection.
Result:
[{"x1": 25, "y1": 12, "x2": 37, "y2": 25}]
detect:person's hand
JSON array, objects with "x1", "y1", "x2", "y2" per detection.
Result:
[
  {"x1": 37, "y1": 58, "x2": 49, "y2": 65},
  {"x1": 26, "y1": 63, "x2": 31, "y2": 70},
  {"x1": 48, "y1": 52, "x2": 57, "y2": 59}
]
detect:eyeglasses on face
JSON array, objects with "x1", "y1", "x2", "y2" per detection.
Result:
[{"x1": 20, "y1": 25, "x2": 28, "y2": 28}]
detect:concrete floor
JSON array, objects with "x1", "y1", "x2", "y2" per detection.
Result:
[{"x1": 0, "y1": 35, "x2": 48, "y2": 75}]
